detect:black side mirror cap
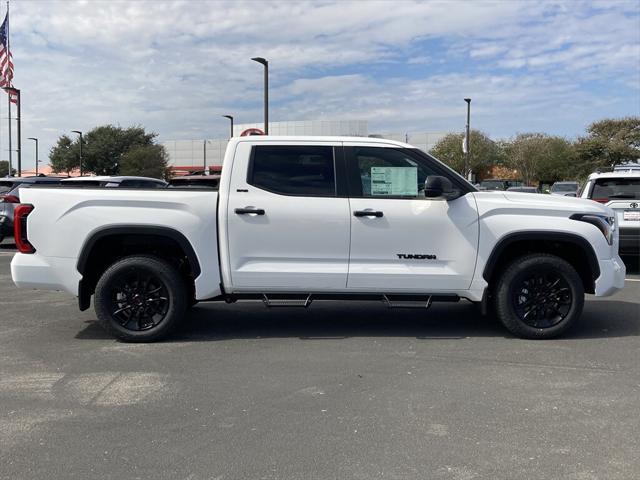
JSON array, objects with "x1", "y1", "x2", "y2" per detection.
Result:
[{"x1": 425, "y1": 175, "x2": 454, "y2": 199}]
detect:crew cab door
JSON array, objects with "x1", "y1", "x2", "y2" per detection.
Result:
[
  {"x1": 345, "y1": 145, "x2": 479, "y2": 291},
  {"x1": 226, "y1": 141, "x2": 350, "y2": 291}
]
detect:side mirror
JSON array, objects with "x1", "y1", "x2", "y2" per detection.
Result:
[
  {"x1": 566, "y1": 193, "x2": 577, "y2": 197},
  {"x1": 425, "y1": 175, "x2": 454, "y2": 199}
]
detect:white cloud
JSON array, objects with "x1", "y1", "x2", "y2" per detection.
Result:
[{"x1": 0, "y1": 0, "x2": 637, "y2": 170}]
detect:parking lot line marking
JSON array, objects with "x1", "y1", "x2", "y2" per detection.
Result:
[{"x1": 626, "y1": 278, "x2": 640, "y2": 282}]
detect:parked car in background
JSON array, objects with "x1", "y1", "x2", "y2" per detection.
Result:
[
  {"x1": 478, "y1": 179, "x2": 523, "y2": 191},
  {"x1": 168, "y1": 175, "x2": 221, "y2": 189},
  {"x1": 550, "y1": 181, "x2": 580, "y2": 197},
  {"x1": 581, "y1": 170, "x2": 640, "y2": 256},
  {"x1": 0, "y1": 176, "x2": 63, "y2": 243},
  {"x1": 60, "y1": 176, "x2": 167, "y2": 188},
  {"x1": 507, "y1": 186, "x2": 539, "y2": 193},
  {"x1": 613, "y1": 162, "x2": 640, "y2": 173}
]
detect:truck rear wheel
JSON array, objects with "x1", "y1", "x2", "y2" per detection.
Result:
[
  {"x1": 94, "y1": 255, "x2": 187, "y2": 342},
  {"x1": 495, "y1": 253, "x2": 584, "y2": 339}
]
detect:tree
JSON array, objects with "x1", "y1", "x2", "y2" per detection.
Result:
[
  {"x1": 0, "y1": 160, "x2": 16, "y2": 177},
  {"x1": 430, "y1": 130, "x2": 504, "y2": 177},
  {"x1": 574, "y1": 117, "x2": 640, "y2": 175},
  {"x1": 119, "y1": 144, "x2": 169, "y2": 179},
  {"x1": 505, "y1": 133, "x2": 574, "y2": 184},
  {"x1": 83, "y1": 125, "x2": 156, "y2": 175},
  {"x1": 49, "y1": 135, "x2": 81, "y2": 174},
  {"x1": 49, "y1": 125, "x2": 159, "y2": 175}
]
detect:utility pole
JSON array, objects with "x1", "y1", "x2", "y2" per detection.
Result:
[
  {"x1": 464, "y1": 98, "x2": 471, "y2": 181},
  {"x1": 251, "y1": 57, "x2": 269, "y2": 134},
  {"x1": 203, "y1": 139, "x2": 207, "y2": 172}
]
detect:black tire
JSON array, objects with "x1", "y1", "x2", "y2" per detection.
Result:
[
  {"x1": 494, "y1": 253, "x2": 584, "y2": 339},
  {"x1": 94, "y1": 255, "x2": 187, "y2": 342}
]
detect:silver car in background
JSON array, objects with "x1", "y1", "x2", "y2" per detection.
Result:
[{"x1": 550, "y1": 181, "x2": 579, "y2": 197}]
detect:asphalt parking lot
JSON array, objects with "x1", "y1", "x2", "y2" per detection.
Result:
[{"x1": 1, "y1": 239, "x2": 639, "y2": 480}]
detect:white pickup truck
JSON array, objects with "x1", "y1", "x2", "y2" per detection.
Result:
[{"x1": 11, "y1": 136, "x2": 625, "y2": 341}]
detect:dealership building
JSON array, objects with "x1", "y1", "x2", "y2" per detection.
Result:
[{"x1": 162, "y1": 120, "x2": 447, "y2": 173}]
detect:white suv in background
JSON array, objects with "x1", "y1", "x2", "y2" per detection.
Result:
[{"x1": 581, "y1": 170, "x2": 640, "y2": 256}]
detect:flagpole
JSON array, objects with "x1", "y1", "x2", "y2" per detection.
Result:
[{"x1": 6, "y1": 0, "x2": 12, "y2": 176}]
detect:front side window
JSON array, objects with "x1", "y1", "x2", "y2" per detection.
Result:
[
  {"x1": 348, "y1": 147, "x2": 438, "y2": 198},
  {"x1": 249, "y1": 145, "x2": 336, "y2": 196}
]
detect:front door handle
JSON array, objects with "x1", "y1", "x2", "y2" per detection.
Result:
[
  {"x1": 354, "y1": 210, "x2": 384, "y2": 218},
  {"x1": 235, "y1": 207, "x2": 265, "y2": 215}
]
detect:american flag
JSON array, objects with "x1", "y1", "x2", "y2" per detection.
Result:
[{"x1": 0, "y1": 13, "x2": 16, "y2": 104}]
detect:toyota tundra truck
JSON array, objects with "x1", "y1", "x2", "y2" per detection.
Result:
[{"x1": 10, "y1": 136, "x2": 626, "y2": 341}]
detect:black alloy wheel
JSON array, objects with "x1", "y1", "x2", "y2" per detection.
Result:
[
  {"x1": 94, "y1": 255, "x2": 188, "y2": 342},
  {"x1": 109, "y1": 269, "x2": 170, "y2": 331},
  {"x1": 495, "y1": 253, "x2": 584, "y2": 339},
  {"x1": 511, "y1": 269, "x2": 572, "y2": 329}
]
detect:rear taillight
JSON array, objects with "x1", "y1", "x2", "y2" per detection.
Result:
[
  {"x1": 0, "y1": 194, "x2": 19, "y2": 203},
  {"x1": 592, "y1": 198, "x2": 609, "y2": 204},
  {"x1": 14, "y1": 204, "x2": 35, "y2": 254}
]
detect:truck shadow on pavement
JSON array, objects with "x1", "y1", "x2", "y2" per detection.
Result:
[{"x1": 76, "y1": 298, "x2": 639, "y2": 342}]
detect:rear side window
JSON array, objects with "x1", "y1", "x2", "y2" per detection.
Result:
[
  {"x1": 249, "y1": 145, "x2": 336, "y2": 196},
  {"x1": 591, "y1": 178, "x2": 640, "y2": 200}
]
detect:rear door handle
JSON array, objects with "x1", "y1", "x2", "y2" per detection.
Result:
[
  {"x1": 353, "y1": 210, "x2": 384, "y2": 218},
  {"x1": 235, "y1": 207, "x2": 265, "y2": 215}
]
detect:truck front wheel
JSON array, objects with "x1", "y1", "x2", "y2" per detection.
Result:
[
  {"x1": 94, "y1": 255, "x2": 187, "y2": 342},
  {"x1": 495, "y1": 253, "x2": 584, "y2": 339}
]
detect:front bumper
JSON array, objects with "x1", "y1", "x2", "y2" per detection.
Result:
[
  {"x1": 619, "y1": 228, "x2": 639, "y2": 256},
  {"x1": 594, "y1": 255, "x2": 626, "y2": 297}
]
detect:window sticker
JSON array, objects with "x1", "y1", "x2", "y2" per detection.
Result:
[{"x1": 370, "y1": 167, "x2": 418, "y2": 196}]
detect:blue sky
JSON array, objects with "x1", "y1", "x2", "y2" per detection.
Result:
[{"x1": 3, "y1": 0, "x2": 640, "y2": 169}]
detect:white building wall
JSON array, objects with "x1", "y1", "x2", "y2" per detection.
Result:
[
  {"x1": 233, "y1": 120, "x2": 368, "y2": 137},
  {"x1": 163, "y1": 139, "x2": 229, "y2": 168},
  {"x1": 162, "y1": 120, "x2": 448, "y2": 168}
]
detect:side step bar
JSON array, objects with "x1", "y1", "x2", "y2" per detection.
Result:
[
  {"x1": 262, "y1": 294, "x2": 312, "y2": 308},
  {"x1": 383, "y1": 294, "x2": 432, "y2": 309},
  {"x1": 221, "y1": 293, "x2": 459, "y2": 308}
]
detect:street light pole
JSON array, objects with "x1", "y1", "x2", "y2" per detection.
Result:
[
  {"x1": 203, "y1": 139, "x2": 207, "y2": 172},
  {"x1": 464, "y1": 98, "x2": 471, "y2": 181},
  {"x1": 72, "y1": 130, "x2": 83, "y2": 176},
  {"x1": 27, "y1": 137, "x2": 39, "y2": 175},
  {"x1": 251, "y1": 57, "x2": 269, "y2": 134},
  {"x1": 222, "y1": 115, "x2": 234, "y2": 138}
]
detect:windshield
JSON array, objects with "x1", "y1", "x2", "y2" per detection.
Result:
[
  {"x1": 480, "y1": 180, "x2": 505, "y2": 189},
  {"x1": 592, "y1": 178, "x2": 640, "y2": 200},
  {"x1": 552, "y1": 183, "x2": 578, "y2": 192}
]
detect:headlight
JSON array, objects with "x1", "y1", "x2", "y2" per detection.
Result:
[{"x1": 571, "y1": 213, "x2": 616, "y2": 245}]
